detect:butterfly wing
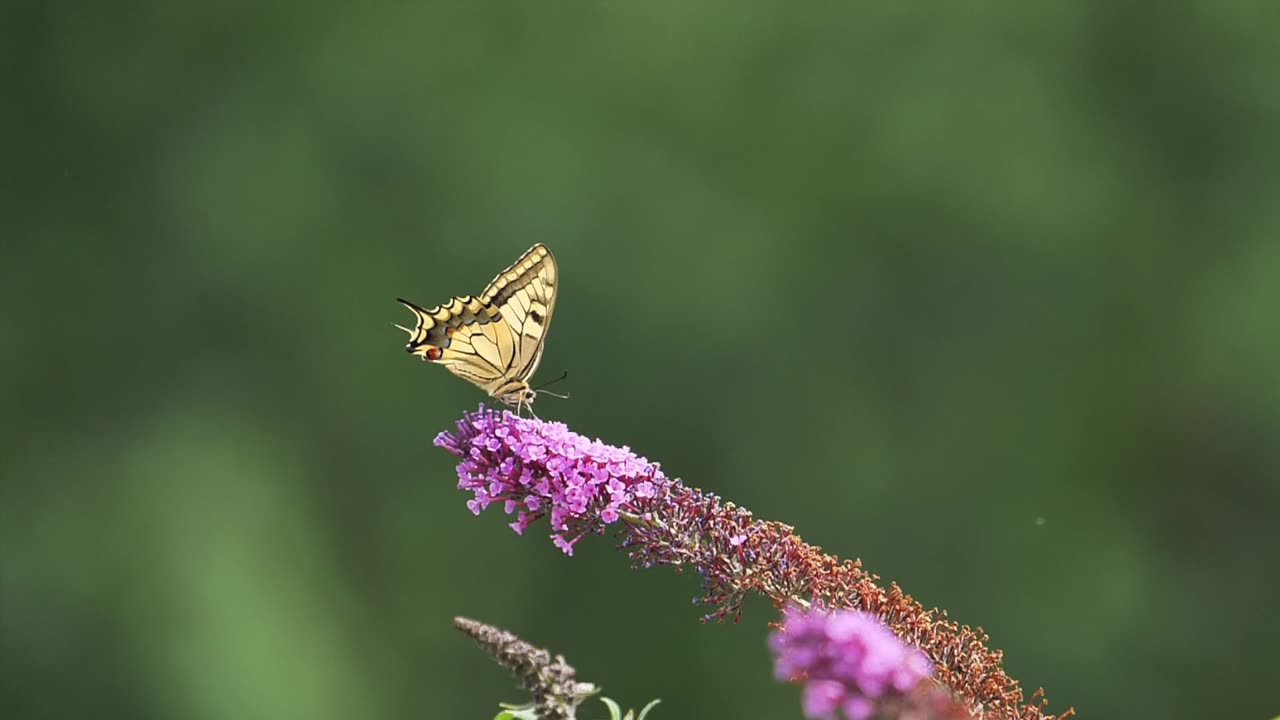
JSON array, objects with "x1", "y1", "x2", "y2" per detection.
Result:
[
  {"x1": 396, "y1": 294, "x2": 509, "y2": 389},
  {"x1": 479, "y1": 243, "x2": 558, "y2": 384},
  {"x1": 397, "y1": 244, "x2": 558, "y2": 403}
]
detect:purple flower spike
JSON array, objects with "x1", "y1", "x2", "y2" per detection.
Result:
[
  {"x1": 434, "y1": 409, "x2": 1068, "y2": 720},
  {"x1": 435, "y1": 407, "x2": 671, "y2": 555},
  {"x1": 770, "y1": 606, "x2": 934, "y2": 720}
]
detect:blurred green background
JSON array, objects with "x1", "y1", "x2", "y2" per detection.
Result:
[{"x1": 4, "y1": 2, "x2": 1278, "y2": 719}]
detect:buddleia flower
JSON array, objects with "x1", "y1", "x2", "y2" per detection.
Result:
[
  {"x1": 435, "y1": 408, "x2": 1072, "y2": 720},
  {"x1": 769, "y1": 606, "x2": 943, "y2": 720}
]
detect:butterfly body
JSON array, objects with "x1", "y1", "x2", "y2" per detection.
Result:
[{"x1": 397, "y1": 244, "x2": 557, "y2": 415}]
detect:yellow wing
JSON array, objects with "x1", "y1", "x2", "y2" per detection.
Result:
[{"x1": 397, "y1": 244, "x2": 558, "y2": 406}]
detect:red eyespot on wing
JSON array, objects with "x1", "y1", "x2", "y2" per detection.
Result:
[{"x1": 426, "y1": 347, "x2": 443, "y2": 361}]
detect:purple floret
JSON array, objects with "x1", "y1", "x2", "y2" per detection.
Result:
[
  {"x1": 770, "y1": 606, "x2": 934, "y2": 720},
  {"x1": 435, "y1": 407, "x2": 671, "y2": 555}
]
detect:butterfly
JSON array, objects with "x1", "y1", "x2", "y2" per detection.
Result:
[{"x1": 396, "y1": 244, "x2": 558, "y2": 416}]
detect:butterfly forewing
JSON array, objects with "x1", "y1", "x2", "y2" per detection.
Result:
[
  {"x1": 397, "y1": 244, "x2": 558, "y2": 407},
  {"x1": 482, "y1": 244, "x2": 557, "y2": 381}
]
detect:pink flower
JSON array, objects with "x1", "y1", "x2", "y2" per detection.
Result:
[
  {"x1": 435, "y1": 409, "x2": 1071, "y2": 720},
  {"x1": 435, "y1": 407, "x2": 669, "y2": 555},
  {"x1": 770, "y1": 606, "x2": 933, "y2": 720}
]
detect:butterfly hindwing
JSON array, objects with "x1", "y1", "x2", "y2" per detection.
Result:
[
  {"x1": 396, "y1": 295, "x2": 504, "y2": 383},
  {"x1": 397, "y1": 244, "x2": 558, "y2": 408}
]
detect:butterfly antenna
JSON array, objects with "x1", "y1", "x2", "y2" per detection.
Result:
[{"x1": 533, "y1": 370, "x2": 569, "y2": 392}]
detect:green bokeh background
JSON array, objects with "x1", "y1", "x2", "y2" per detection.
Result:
[{"x1": 4, "y1": 3, "x2": 1278, "y2": 719}]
